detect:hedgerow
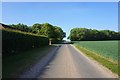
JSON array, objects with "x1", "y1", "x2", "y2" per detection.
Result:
[{"x1": 2, "y1": 29, "x2": 49, "y2": 56}]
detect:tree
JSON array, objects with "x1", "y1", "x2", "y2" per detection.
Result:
[
  {"x1": 9, "y1": 23, "x2": 29, "y2": 32},
  {"x1": 8, "y1": 22, "x2": 66, "y2": 43},
  {"x1": 54, "y1": 26, "x2": 66, "y2": 40},
  {"x1": 31, "y1": 23, "x2": 42, "y2": 34},
  {"x1": 39, "y1": 23, "x2": 55, "y2": 39},
  {"x1": 69, "y1": 28, "x2": 120, "y2": 41}
]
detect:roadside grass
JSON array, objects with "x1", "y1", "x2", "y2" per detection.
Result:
[
  {"x1": 74, "y1": 44, "x2": 118, "y2": 74},
  {"x1": 3, "y1": 45, "x2": 56, "y2": 78}
]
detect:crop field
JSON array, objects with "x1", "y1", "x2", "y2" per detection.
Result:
[{"x1": 74, "y1": 41, "x2": 119, "y2": 63}]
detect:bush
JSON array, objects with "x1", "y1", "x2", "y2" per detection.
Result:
[{"x1": 2, "y1": 29, "x2": 49, "y2": 56}]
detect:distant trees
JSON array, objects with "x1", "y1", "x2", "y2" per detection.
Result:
[
  {"x1": 9, "y1": 23, "x2": 30, "y2": 32},
  {"x1": 69, "y1": 28, "x2": 120, "y2": 41},
  {"x1": 8, "y1": 23, "x2": 66, "y2": 43}
]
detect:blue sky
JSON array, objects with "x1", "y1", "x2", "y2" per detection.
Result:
[{"x1": 2, "y1": 2, "x2": 118, "y2": 40}]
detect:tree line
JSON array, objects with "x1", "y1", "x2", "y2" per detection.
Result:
[
  {"x1": 69, "y1": 28, "x2": 120, "y2": 41},
  {"x1": 8, "y1": 23, "x2": 66, "y2": 43}
]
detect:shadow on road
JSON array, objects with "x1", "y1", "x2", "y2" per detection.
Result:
[{"x1": 37, "y1": 45, "x2": 62, "y2": 78}]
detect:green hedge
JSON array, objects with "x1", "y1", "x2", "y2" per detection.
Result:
[{"x1": 2, "y1": 29, "x2": 49, "y2": 56}]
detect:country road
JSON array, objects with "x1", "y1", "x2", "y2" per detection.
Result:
[{"x1": 38, "y1": 44, "x2": 116, "y2": 78}]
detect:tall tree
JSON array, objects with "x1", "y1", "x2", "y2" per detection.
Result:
[
  {"x1": 39, "y1": 23, "x2": 55, "y2": 39},
  {"x1": 54, "y1": 26, "x2": 66, "y2": 40},
  {"x1": 31, "y1": 23, "x2": 42, "y2": 34}
]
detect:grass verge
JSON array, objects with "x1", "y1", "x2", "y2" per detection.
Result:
[
  {"x1": 3, "y1": 45, "x2": 56, "y2": 78},
  {"x1": 74, "y1": 44, "x2": 118, "y2": 74}
]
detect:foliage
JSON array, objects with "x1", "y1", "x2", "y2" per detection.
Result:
[
  {"x1": 38, "y1": 23, "x2": 55, "y2": 38},
  {"x1": 2, "y1": 29, "x2": 49, "y2": 55},
  {"x1": 53, "y1": 26, "x2": 66, "y2": 40},
  {"x1": 31, "y1": 23, "x2": 43, "y2": 34},
  {"x1": 9, "y1": 23, "x2": 31, "y2": 32},
  {"x1": 69, "y1": 28, "x2": 120, "y2": 41},
  {"x1": 8, "y1": 23, "x2": 66, "y2": 43}
]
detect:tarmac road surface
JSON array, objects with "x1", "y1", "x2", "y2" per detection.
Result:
[{"x1": 38, "y1": 44, "x2": 117, "y2": 78}]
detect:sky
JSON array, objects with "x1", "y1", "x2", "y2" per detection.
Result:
[
  {"x1": 2, "y1": 2, "x2": 118, "y2": 40},
  {"x1": 1, "y1": 0, "x2": 119, "y2": 2}
]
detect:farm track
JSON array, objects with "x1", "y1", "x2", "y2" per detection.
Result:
[{"x1": 38, "y1": 44, "x2": 116, "y2": 78}]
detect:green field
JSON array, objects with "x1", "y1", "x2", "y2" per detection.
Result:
[
  {"x1": 74, "y1": 41, "x2": 119, "y2": 63},
  {"x1": 74, "y1": 41, "x2": 119, "y2": 74}
]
